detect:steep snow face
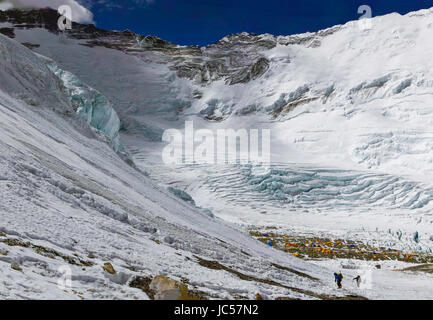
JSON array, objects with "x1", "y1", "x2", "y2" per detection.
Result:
[{"x1": 0, "y1": 33, "x2": 65, "y2": 108}]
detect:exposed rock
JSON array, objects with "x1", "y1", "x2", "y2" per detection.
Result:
[
  {"x1": 129, "y1": 276, "x2": 155, "y2": 299},
  {"x1": 0, "y1": 27, "x2": 15, "y2": 38},
  {"x1": 0, "y1": 8, "x2": 60, "y2": 32},
  {"x1": 228, "y1": 67, "x2": 251, "y2": 85},
  {"x1": 1, "y1": 238, "x2": 30, "y2": 247},
  {"x1": 398, "y1": 264, "x2": 433, "y2": 274},
  {"x1": 307, "y1": 38, "x2": 321, "y2": 48},
  {"x1": 180, "y1": 277, "x2": 189, "y2": 284},
  {"x1": 171, "y1": 63, "x2": 205, "y2": 82},
  {"x1": 21, "y1": 42, "x2": 40, "y2": 50},
  {"x1": 138, "y1": 35, "x2": 177, "y2": 49},
  {"x1": 103, "y1": 262, "x2": 116, "y2": 275},
  {"x1": 11, "y1": 263, "x2": 22, "y2": 271},
  {"x1": 32, "y1": 243, "x2": 93, "y2": 267}
]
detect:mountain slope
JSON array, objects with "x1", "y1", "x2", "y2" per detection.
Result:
[{"x1": 0, "y1": 31, "x2": 349, "y2": 300}]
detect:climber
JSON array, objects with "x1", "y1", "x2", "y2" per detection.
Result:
[
  {"x1": 353, "y1": 275, "x2": 361, "y2": 288},
  {"x1": 334, "y1": 272, "x2": 343, "y2": 289}
]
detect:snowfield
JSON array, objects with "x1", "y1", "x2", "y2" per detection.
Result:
[{"x1": 1, "y1": 7, "x2": 433, "y2": 299}]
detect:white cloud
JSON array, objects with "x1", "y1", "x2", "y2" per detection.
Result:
[
  {"x1": 0, "y1": 0, "x2": 94, "y2": 23},
  {"x1": 0, "y1": 1, "x2": 13, "y2": 10}
]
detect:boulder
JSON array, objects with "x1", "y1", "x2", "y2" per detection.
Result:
[
  {"x1": 149, "y1": 275, "x2": 203, "y2": 300},
  {"x1": 11, "y1": 263, "x2": 22, "y2": 271},
  {"x1": 103, "y1": 262, "x2": 116, "y2": 274}
]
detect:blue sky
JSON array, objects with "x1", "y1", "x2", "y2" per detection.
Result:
[{"x1": 88, "y1": 0, "x2": 433, "y2": 45}]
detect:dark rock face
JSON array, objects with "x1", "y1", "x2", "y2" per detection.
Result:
[
  {"x1": 200, "y1": 33, "x2": 275, "y2": 85},
  {"x1": 161, "y1": 33, "x2": 274, "y2": 86},
  {"x1": 211, "y1": 32, "x2": 277, "y2": 51},
  {"x1": 251, "y1": 58, "x2": 270, "y2": 78},
  {"x1": 0, "y1": 27, "x2": 15, "y2": 38},
  {"x1": 228, "y1": 57, "x2": 270, "y2": 85},
  {"x1": 138, "y1": 35, "x2": 177, "y2": 49}
]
